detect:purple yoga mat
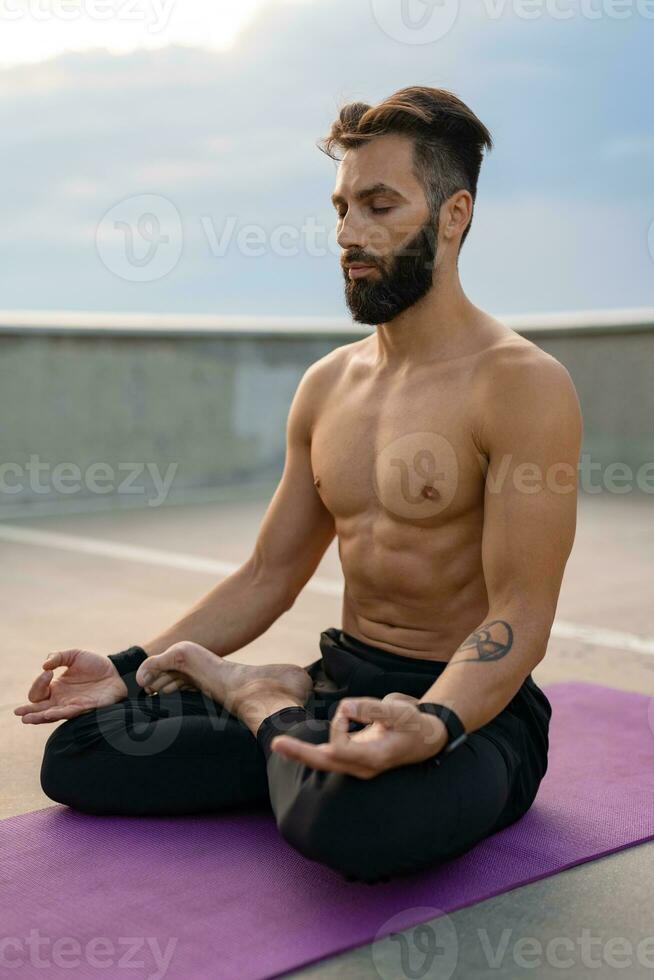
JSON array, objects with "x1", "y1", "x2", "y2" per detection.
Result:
[{"x1": 2, "y1": 681, "x2": 654, "y2": 980}]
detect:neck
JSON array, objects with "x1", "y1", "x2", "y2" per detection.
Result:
[{"x1": 371, "y1": 267, "x2": 491, "y2": 372}]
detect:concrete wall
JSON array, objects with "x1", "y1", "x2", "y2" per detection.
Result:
[{"x1": 1, "y1": 308, "x2": 652, "y2": 513}]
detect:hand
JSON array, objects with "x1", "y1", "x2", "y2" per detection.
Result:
[
  {"x1": 13, "y1": 648, "x2": 129, "y2": 724},
  {"x1": 270, "y1": 692, "x2": 449, "y2": 779}
]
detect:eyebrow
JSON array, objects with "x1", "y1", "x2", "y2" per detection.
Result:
[{"x1": 330, "y1": 182, "x2": 405, "y2": 207}]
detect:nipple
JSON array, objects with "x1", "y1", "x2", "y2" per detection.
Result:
[{"x1": 421, "y1": 485, "x2": 440, "y2": 499}]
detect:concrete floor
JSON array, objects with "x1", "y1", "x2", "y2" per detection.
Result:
[{"x1": 2, "y1": 487, "x2": 653, "y2": 979}]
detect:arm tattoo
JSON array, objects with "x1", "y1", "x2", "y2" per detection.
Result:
[{"x1": 454, "y1": 619, "x2": 514, "y2": 663}]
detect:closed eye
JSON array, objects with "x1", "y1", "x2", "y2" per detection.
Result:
[{"x1": 371, "y1": 206, "x2": 393, "y2": 214}]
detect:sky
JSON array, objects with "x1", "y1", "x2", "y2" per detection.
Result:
[{"x1": 0, "y1": 0, "x2": 652, "y2": 317}]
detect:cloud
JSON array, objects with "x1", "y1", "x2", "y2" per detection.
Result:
[{"x1": 0, "y1": 0, "x2": 651, "y2": 314}]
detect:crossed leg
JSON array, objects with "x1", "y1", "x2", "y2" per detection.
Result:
[
  {"x1": 258, "y1": 709, "x2": 516, "y2": 882},
  {"x1": 40, "y1": 688, "x2": 272, "y2": 816},
  {"x1": 40, "y1": 645, "x2": 525, "y2": 883}
]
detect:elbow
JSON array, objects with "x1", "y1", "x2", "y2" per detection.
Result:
[
  {"x1": 245, "y1": 553, "x2": 298, "y2": 613},
  {"x1": 485, "y1": 601, "x2": 555, "y2": 670}
]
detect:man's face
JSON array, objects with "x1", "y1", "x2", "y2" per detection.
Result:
[{"x1": 332, "y1": 133, "x2": 437, "y2": 325}]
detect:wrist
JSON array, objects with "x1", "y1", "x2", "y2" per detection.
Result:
[
  {"x1": 417, "y1": 701, "x2": 468, "y2": 760},
  {"x1": 108, "y1": 645, "x2": 149, "y2": 699},
  {"x1": 417, "y1": 711, "x2": 449, "y2": 757}
]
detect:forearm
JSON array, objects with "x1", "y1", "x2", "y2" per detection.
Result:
[
  {"x1": 418, "y1": 608, "x2": 551, "y2": 736},
  {"x1": 139, "y1": 560, "x2": 294, "y2": 658}
]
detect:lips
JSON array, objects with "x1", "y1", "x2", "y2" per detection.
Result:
[{"x1": 347, "y1": 263, "x2": 377, "y2": 279}]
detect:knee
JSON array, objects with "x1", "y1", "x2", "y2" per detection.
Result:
[
  {"x1": 40, "y1": 716, "x2": 87, "y2": 807},
  {"x1": 276, "y1": 771, "x2": 406, "y2": 883},
  {"x1": 39, "y1": 709, "x2": 116, "y2": 812}
]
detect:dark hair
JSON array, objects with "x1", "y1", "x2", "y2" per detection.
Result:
[{"x1": 317, "y1": 86, "x2": 493, "y2": 249}]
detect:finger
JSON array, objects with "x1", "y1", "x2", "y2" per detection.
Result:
[
  {"x1": 41, "y1": 649, "x2": 80, "y2": 671},
  {"x1": 341, "y1": 697, "x2": 417, "y2": 732},
  {"x1": 337, "y1": 698, "x2": 388, "y2": 726},
  {"x1": 382, "y1": 692, "x2": 419, "y2": 705},
  {"x1": 40, "y1": 705, "x2": 92, "y2": 722},
  {"x1": 271, "y1": 735, "x2": 345, "y2": 769},
  {"x1": 271, "y1": 736, "x2": 376, "y2": 778},
  {"x1": 329, "y1": 702, "x2": 354, "y2": 748},
  {"x1": 14, "y1": 698, "x2": 53, "y2": 717},
  {"x1": 20, "y1": 707, "x2": 66, "y2": 724},
  {"x1": 27, "y1": 670, "x2": 53, "y2": 704}
]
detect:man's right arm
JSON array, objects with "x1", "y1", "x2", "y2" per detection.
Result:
[{"x1": 136, "y1": 356, "x2": 337, "y2": 659}]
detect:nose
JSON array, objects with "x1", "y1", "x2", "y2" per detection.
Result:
[{"x1": 336, "y1": 211, "x2": 365, "y2": 252}]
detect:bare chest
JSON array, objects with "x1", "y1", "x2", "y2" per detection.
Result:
[{"x1": 310, "y1": 372, "x2": 485, "y2": 527}]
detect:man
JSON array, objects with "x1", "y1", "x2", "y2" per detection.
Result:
[{"x1": 16, "y1": 86, "x2": 582, "y2": 884}]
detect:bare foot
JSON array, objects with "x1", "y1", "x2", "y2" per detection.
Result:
[{"x1": 136, "y1": 642, "x2": 314, "y2": 714}]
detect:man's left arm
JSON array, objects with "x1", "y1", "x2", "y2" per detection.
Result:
[{"x1": 419, "y1": 352, "x2": 583, "y2": 744}]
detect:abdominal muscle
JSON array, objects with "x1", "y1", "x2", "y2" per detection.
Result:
[{"x1": 337, "y1": 517, "x2": 490, "y2": 663}]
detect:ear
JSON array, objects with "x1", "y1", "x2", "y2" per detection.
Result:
[{"x1": 441, "y1": 190, "x2": 473, "y2": 244}]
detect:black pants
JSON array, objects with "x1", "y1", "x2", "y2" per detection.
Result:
[{"x1": 40, "y1": 626, "x2": 552, "y2": 883}]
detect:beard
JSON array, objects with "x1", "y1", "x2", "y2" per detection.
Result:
[{"x1": 342, "y1": 219, "x2": 437, "y2": 326}]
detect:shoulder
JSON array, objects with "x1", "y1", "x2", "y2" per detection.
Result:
[
  {"x1": 289, "y1": 338, "x2": 365, "y2": 441},
  {"x1": 470, "y1": 317, "x2": 579, "y2": 403},
  {"x1": 470, "y1": 322, "x2": 583, "y2": 453}
]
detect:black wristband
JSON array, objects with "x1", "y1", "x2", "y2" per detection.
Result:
[
  {"x1": 107, "y1": 645, "x2": 149, "y2": 699},
  {"x1": 417, "y1": 702, "x2": 468, "y2": 757}
]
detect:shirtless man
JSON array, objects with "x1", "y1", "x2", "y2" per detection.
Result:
[{"x1": 16, "y1": 86, "x2": 582, "y2": 884}]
